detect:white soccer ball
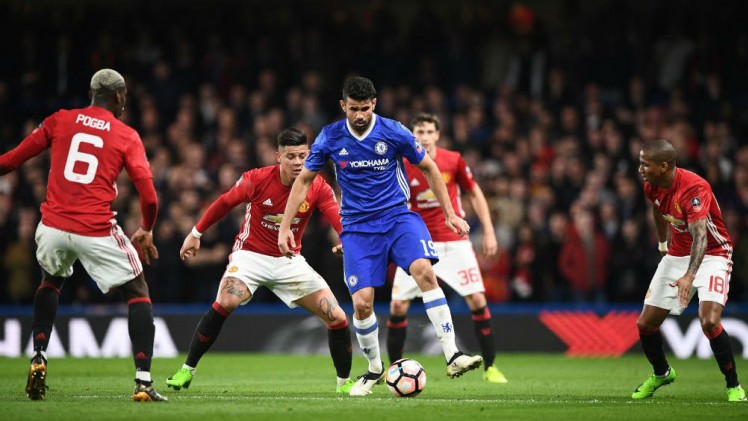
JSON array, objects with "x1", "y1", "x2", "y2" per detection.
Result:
[{"x1": 385, "y1": 358, "x2": 426, "y2": 397}]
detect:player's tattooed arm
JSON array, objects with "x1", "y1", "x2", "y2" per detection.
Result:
[
  {"x1": 317, "y1": 296, "x2": 339, "y2": 323},
  {"x1": 686, "y1": 218, "x2": 707, "y2": 277}
]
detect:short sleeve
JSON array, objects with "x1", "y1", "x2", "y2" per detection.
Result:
[
  {"x1": 394, "y1": 122, "x2": 426, "y2": 165},
  {"x1": 682, "y1": 184, "x2": 711, "y2": 223},
  {"x1": 304, "y1": 129, "x2": 330, "y2": 172},
  {"x1": 455, "y1": 155, "x2": 476, "y2": 192}
]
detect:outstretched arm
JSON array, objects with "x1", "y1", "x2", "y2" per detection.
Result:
[
  {"x1": 0, "y1": 133, "x2": 49, "y2": 175},
  {"x1": 180, "y1": 180, "x2": 248, "y2": 260},
  {"x1": 417, "y1": 155, "x2": 469, "y2": 236},
  {"x1": 278, "y1": 167, "x2": 317, "y2": 257},
  {"x1": 466, "y1": 184, "x2": 497, "y2": 257}
]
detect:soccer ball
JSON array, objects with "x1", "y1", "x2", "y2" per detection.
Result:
[{"x1": 385, "y1": 358, "x2": 426, "y2": 397}]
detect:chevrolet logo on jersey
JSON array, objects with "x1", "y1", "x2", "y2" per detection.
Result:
[
  {"x1": 415, "y1": 190, "x2": 440, "y2": 208},
  {"x1": 263, "y1": 214, "x2": 300, "y2": 225},
  {"x1": 662, "y1": 214, "x2": 687, "y2": 233}
]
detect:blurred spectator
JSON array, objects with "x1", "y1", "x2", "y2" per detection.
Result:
[
  {"x1": 1, "y1": 0, "x2": 746, "y2": 305},
  {"x1": 558, "y1": 208, "x2": 611, "y2": 303}
]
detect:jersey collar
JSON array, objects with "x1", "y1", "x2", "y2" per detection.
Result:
[{"x1": 346, "y1": 114, "x2": 377, "y2": 141}]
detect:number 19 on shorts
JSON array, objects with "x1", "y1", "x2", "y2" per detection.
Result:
[{"x1": 419, "y1": 240, "x2": 437, "y2": 257}]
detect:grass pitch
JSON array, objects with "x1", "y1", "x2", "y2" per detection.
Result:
[{"x1": 1, "y1": 354, "x2": 747, "y2": 421}]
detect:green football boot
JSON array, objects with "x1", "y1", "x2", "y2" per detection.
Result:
[
  {"x1": 727, "y1": 385, "x2": 747, "y2": 402},
  {"x1": 631, "y1": 367, "x2": 676, "y2": 399},
  {"x1": 483, "y1": 365, "x2": 508, "y2": 384},
  {"x1": 336, "y1": 378, "x2": 355, "y2": 394},
  {"x1": 166, "y1": 368, "x2": 194, "y2": 391}
]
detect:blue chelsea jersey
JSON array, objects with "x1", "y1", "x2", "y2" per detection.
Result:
[{"x1": 305, "y1": 114, "x2": 427, "y2": 225}]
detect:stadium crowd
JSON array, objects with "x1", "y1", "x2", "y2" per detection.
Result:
[{"x1": 1, "y1": 0, "x2": 747, "y2": 305}]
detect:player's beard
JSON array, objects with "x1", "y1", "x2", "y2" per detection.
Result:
[{"x1": 351, "y1": 118, "x2": 370, "y2": 135}]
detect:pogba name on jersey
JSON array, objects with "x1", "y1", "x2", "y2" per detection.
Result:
[{"x1": 75, "y1": 114, "x2": 111, "y2": 131}]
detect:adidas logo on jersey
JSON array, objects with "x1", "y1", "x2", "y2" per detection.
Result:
[
  {"x1": 262, "y1": 198, "x2": 273, "y2": 206},
  {"x1": 410, "y1": 179, "x2": 420, "y2": 187},
  {"x1": 654, "y1": 199, "x2": 660, "y2": 206},
  {"x1": 339, "y1": 148, "x2": 349, "y2": 156}
]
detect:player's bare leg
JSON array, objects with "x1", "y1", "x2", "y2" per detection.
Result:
[
  {"x1": 27, "y1": 271, "x2": 65, "y2": 400},
  {"x1": 410, "y1": 258, "x2": 482, "y2": 377},
  {"x1": 167, "y1": 277, "x2": 249, "y2": 391},
  {"x1": 296, "y1": 288, "x2": 353, "y2": 393},
  {"x1": 349, "y1": 287, "x2": 385, "y2": 396},
  {"x1": 699, "y1": 301, "x2": 745, "y2": 401}
]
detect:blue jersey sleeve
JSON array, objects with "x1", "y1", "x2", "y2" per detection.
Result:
[
  {"x1": 304, "y1": 129, "x2": 330, "y2": 172},
  {"x1": 394, "y1": 122, "x2": 426, "y2": 164}
]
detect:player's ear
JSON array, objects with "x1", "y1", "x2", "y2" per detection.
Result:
[
  {"x1": 339, "y1": 99, "x2": 346, "y2": 113},
  {"x1": 371, "y1": 98, "x2": 377, "y2": 110},
  {"x1": 276, "y1": 151, "x2": 281, "y2": 163}
]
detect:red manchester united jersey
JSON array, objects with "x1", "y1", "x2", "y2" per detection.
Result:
[
  {"x1": 644, "y1": 168, "x2": 732, "y2": 259},
  {"x1": 196, "y1": 165, "x2": 341, "y2": 257},
  {"x1": 404, "y1": 147, "x2": 476, "y2": 242},
  {"x1": 27, "y1": 106, "x2": 152, "y2": 236}
]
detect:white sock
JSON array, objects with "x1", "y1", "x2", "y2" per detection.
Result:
[
  {"x1": 353, "y1": 313, "x2": 383, "y2": 373},
  {"x1": 135, "y1": 371, "x2": 152, "y2": 383},
  {"x1": 337, "y1": 377, "x2": 350, "y2": 386},
  {"x1": 181, "y1": 364, "x2": 196, "y2": 373},
  {"x1": 422, "y1": 288, "x2": 458, "y2": 360}
]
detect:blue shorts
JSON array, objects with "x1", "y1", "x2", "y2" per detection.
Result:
[{"x1": 341, "y1": 209, "x2": 438, "y2": 295}]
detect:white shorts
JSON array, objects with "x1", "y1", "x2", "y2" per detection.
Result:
[
  {"x1": 222, "y1": 250, "x2": 329, "y2": 308},
  {"x1": 35, "y1": 222, "x2": 143, "y2": 293},
  {"x1": 392, "y1": 240, "x2": 485, "y2": 300},
  {"x1": 645, "y1": 254, "x2": 731, "y2": 315}
]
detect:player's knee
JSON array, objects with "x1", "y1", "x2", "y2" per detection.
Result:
[
  {"x1": 329, "y1": 305, "x2": 348, "y2": 323},
  {"x1": 352, "y1": 299, "x2": 373, "y2": 319},
  {"x1": 409, "y1": 259, "x2": 435, "y2": 285},
  {"x1": 118, "y1": 274, "x2": 150, "y2": 301},
  {"x1": 636, "y1": 318, "x2": 658, "y2": 334},
  {"x1": 215, "y1": 290, "x2": 246, "y2": 312},
  {"x1": 390, "y1": 300, "x2": 409, "y2": 316},
  {"x1": 465, "y1": 293, "x2": 486, "y2": 310},
  {"x1": 700, "y1": 317, "x2": 721, "y2": 336}
]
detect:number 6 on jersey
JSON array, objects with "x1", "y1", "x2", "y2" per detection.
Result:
[{"x1": 64, "y1": 133, "x2": 103, "y2": 184}]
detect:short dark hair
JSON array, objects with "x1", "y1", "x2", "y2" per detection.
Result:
[
  {"x1": 642, "y1": 138, "x2": 677, "y2": 165},
  {"x1": 342, "y1": 76, "x2": 376, "y2": 101},
  {"x1": 411, "y1": 113, "x2": 441, "y2": 131},
  {"x1": 277, "y1": 127, "x2": 307, "y2": 147}
]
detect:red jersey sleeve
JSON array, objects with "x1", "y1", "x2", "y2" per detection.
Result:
[
  {"x1": 0, "y1": 115, "x2": 55, "y2": 175},
  {"x1": 681, "y1": 183, "x2": 711, "y2": 223},
  {"x1": 132, "y1": 177, "x2": 158, "y2": 230},
  {"x1": 454, "y1": 155, "x2": 476, "y2": 192},
  {"x1": 123, "y1": 133, "x2": 153, "y2": 181},
  {"x1": 315, "y1": 179, "x2": 342, "y2": 234},
  {"x1": 195, "y1": 172, "x2": 254, "y2": 233}
]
